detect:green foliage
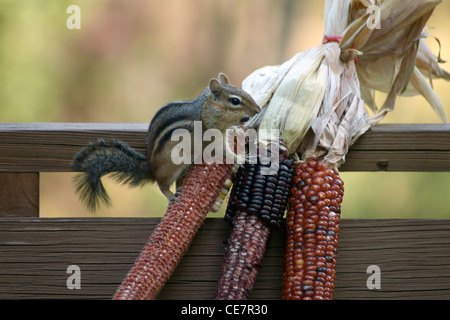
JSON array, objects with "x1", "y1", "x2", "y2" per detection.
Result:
[{"x1": 0, "y1": 1, "x2": 73, "y2": 121}]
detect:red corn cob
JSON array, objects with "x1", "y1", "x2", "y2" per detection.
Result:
[
  {"x1": 215, "y1": 150, "x2": 293, "y2": 300},
  {"x1": 113, "y1": 163, "x2": 233, "y2": 300},
  {"x1": 282, "y1": 159, "x2": 343, "y2": 300}
]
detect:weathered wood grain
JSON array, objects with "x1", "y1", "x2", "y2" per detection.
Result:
[
  {"x1": 1, "y1": 123, "x2": 450, "y2": 172},
  {"x1": 1, "y1": 217, "x2": 449, "y2": 300},
  {"x1": 0, "y1": 173, "x2": 39, "y2": 217},
  {"x1": 349, "y1": 124, "x2": 450, "y2": 151},
  {"x1": 0, "y1": 123, "x2": 147, "y2": 172},
  {"x1": 340, "y1": 124, "x2": 450, "y2": 171}
]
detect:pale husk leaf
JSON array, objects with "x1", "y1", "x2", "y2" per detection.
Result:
[
  {"x1": 257, "y1": 46, "x2": 329, "y2": 153},
  {"x1": 348, "y1": 0, "x2": 448, "y2": 123},
  {"x1": 299, "y1": 43, "x2": 370, "y2": 167}
]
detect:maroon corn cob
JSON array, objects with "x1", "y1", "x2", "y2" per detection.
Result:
[
  {"x1": 282, "y1": 159, "x2": 343, "y2": 300},
  {"x1": 215, "y1": 211, "x2": 271, "y2": 300},
  {"x1": 215, "y1": 151, "x2": 294, "y2": 300},
  {"x1": 113, "y1": 163, "x2": 233, "y2": 300}
]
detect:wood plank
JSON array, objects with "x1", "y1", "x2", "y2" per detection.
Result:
[
  {"x1": 341, "y1": 150, "x2": 450, "y2": 171},
  {"x1": 349, "y1": 123, "x2": 450, "y2": 151},
  {"x1": 0, "y1": 123, "x2": 148, "y2": 173},
  {"x1": 1, "y1": 123, "x2": 450, "y2": 172},
  {"x1": 0, "y1": 173, "x2": 39, "y2": 217},
  {"x1": 0, "y1": 217, "x2": 449, "y2": 299}
]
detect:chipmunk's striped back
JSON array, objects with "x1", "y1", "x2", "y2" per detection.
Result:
[{"x1": 146, "y1": 89, "x2": 208, "y2": 162}]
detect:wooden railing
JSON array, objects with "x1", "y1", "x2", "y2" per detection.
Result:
[{"x1": 1, "y1": 123, "x2": 450, "y2": 299}]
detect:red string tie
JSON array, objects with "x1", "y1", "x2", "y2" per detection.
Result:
[{"x1": 322, "y1": 35, "x2": 342, "y2": 44}]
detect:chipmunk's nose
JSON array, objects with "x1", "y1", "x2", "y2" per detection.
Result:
[{"x1": 240, "y1": 116, "x2": 250, "y2": 124}]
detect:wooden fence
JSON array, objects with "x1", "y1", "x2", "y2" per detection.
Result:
[{"x1": 1, "y1": 123, "x2": 450, "y2": 299}]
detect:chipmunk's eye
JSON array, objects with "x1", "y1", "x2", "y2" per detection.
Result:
[{"x1": 229, "y1": 96, "x2": 242, "y2": 106}]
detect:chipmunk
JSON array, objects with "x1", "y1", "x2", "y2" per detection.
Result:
[{"x1": 71, "y1": 73, "x2": 260, "y2": 210}]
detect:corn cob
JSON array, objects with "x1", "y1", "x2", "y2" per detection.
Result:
[
  {"x1": 282, "y1": 159, "x2": 343, "y2": 300},
  {"x1": 215, "y1": 149, "x2": 293, "y2": 299},
  {"x1": 113, "y1": 163, "x2": 232, "y2": 300},
  {"x1": 224, "y1": 158, "x2": 294, "y2": 230},
  {"x1": 215, "y1": 211, "x2": 270, "y2": 300}
]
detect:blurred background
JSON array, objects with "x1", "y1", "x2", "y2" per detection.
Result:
[{"x1": 1, "y1": 0, "x2": 450, "y2": 219}]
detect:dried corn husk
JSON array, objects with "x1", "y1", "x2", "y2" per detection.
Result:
[
  {"x1": 346, "y1": 0, "x2": 448, "y2": 123},
  {"x1": 416, "y1": 36, "x2": 450, "y2": 80},
  {"x1": 243, "y1": 0, "x2": 448, "y2": 168},
  {"x1": 246, "y1": 47, "x2": 329, "y2": 154},
  {"x1": 299, "y1": 43, "x2": 369, "y2": 167},
  {"x1": 359, "y1": 38, "x2": 450, "y2": 123}
]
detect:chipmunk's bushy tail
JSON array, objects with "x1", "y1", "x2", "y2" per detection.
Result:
[{"x1": 71, "y1": 139, "x2": 152, "y2": 211}]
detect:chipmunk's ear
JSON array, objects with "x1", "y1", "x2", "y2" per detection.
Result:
[
  {"x1": 218, "y1": 73, "x2": 229, "y2": 85},
  {"x1": 209, "y1": 78, "x2": 222, "y2": 97}
]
